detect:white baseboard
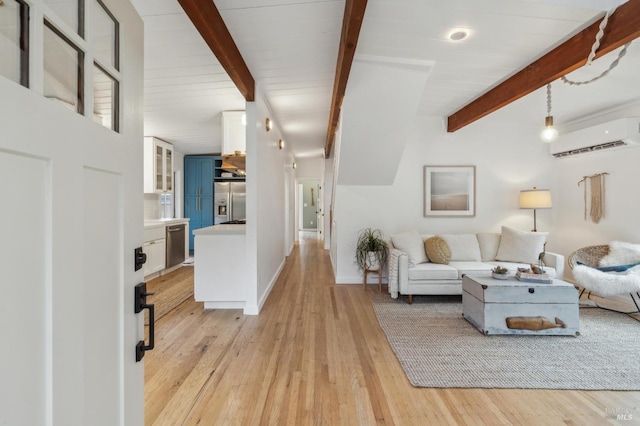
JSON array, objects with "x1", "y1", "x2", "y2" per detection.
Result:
[
  {"x1": 253, "y1": 259, "x2": 286, "y2": 314},
  {"x1": 335, "y1": 274, "x2": 388, "y2": 284},
  {"x1": 242, "y1": 259, "x2": 287, "y2": 315},
  {"x1": 204, "y1": 301, "x2": 245, "y2": 309},
  {"x1": 244, "y1": 304, "x2": 259, "y2": 315}
]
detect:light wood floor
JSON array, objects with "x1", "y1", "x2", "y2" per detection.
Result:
[{"x1": 145, "y1": 238, "x2": 640, "y2": 425}]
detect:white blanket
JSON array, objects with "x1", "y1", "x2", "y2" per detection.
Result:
[
  {"x1": 599, "y1": 241, "x2": 640, "y2": 266},
  {"x1": 387, "y1": 248, "x2": 403, "y2": 299},
  {"x1": 573, "y1": 264, "x2": 640, "y2": 296}
]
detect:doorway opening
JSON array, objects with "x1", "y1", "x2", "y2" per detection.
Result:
[{"x1": 297, "y1": 179, "x2": 322, "y2": 241}]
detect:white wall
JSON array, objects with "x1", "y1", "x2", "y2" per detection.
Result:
[
  {"x1": 323, "y1": 158, "x2": 334, "y2": 249},
  {"x1": 551, "y1": 103, "x2": 640, "y2": 280},
  {"x1": 329, "y1": 117, "x2": 343, "y2": 275},
  {"x1": 245, "y1": 85, "x2": 295, "y2": 314},
  {"x1": 295, "y1": 157, "x2": 324, "y2": 178},
  {"x1": 173, "y1": 149, "x2": 185, "y2": 218}
]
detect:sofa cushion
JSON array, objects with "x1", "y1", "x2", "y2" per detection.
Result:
[
  {"x1": 448, "y1": 261, "x2": 494, "y2": 279},
  {"x1": 424, "y1": 237, "x2": 451, "y2": 264},
  {"x1": 440, "y1": 234, "x2": 482, "y2": 262},
  {"x1": 408, "y1": 263, "x2": 458, "y2": 280},
  {"x1": 477, "y1": 233, "x2": 501, "y2": 261},
  {"x1": 391, "y1": 231, "x2": 428, "y2": 267},
  {"x1": 495, "y1": 226, "x2": 548, "y2": 264}
]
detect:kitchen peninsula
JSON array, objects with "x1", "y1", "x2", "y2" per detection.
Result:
[{"x1": 193, "y1": 223, "x2": 247, "y2": 309}]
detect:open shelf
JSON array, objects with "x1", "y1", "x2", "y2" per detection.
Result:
[
  {"x1": 215, "y1": 155, "x2": 246, "y2": 181},
  {"x1": 221, "y1": 154, "x2": 245, "y2": 171}
]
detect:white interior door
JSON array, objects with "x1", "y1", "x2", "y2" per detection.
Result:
[{"x1": 0, "y1": 1, "x2": 144, "y2": 424}]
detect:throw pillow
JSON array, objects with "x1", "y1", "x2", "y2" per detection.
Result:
[
  {"x1": 391, "y1": 231, "x2": 429, "y2": 267},
  {"x1": 424, "y1": 237, "x2": 451, "y2": 264},
  {"x1": 495, "y1": 226, "x2": 547, "y2": 264},
  {"x1": 595, "y1": 262, "x2": 640, "y2": 272},
  {"x1": 599, "y1": 241, "x2": 640, "y2": 267},
  {"x1": 440, "y1": 234, "x2": 482, "y2": 261},
  {"x1": 477, "y1": 233, "x2": 501, "y2": 261}
]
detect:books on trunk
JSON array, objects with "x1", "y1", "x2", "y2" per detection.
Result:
[{"x1": 515, "y1": 270, "x2": 552, "y2": 284}]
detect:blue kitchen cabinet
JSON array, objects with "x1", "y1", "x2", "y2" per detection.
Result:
[{"x1": 184, "y1": 156, "x2": 215, "y2": 251}]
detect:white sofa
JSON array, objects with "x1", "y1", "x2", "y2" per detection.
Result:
[{"x1": 387, "y1": 228, "x2": 565, "y2": 304}]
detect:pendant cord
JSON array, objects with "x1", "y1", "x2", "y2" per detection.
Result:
[{"x1": 561, "y1": 5, "x2": 631, "y2": 86}]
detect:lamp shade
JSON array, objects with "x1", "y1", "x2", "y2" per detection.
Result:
[{"x1": 519, "y1": 188, "x2": 552, "y2": 209}]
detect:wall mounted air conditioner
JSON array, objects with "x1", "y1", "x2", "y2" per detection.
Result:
[{"x1": 550, "y1": 117, "x2": 640, "y2": 158}]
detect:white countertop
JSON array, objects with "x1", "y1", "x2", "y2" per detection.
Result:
[
  {"x1": 144, "y1": 218, "x2": 190, "y2": 229},
  {"x1": 193, "y1": 224, "x2": 246, "y2": 235}
]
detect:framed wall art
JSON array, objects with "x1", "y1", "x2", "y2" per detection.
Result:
[{"x1": 424, "y1": 165, "x2": 476, "y2": 217}]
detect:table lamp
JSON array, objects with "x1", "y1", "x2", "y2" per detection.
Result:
[{"x1": 519, "y1": 187, "x2": 552, "y2": 232}]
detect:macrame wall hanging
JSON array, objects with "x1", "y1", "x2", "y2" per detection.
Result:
[{"x1": 578, "y1": 172, "x2": 608, "y2": 223}]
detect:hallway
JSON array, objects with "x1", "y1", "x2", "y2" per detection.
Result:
[{"x1": 145, "y1": 239, "x2": 638, "y2": 425}]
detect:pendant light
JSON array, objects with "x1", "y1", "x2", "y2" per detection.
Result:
[{"x1": 540, "y1": 83, "x2": 558, "y2": 143}]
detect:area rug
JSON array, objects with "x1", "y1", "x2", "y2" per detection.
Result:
[{"x1": 369, "y1": 293, "x2": 640, "y2": 390}]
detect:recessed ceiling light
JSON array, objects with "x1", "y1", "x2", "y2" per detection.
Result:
[{"x1": 448, "y1": 28, "x2": 470, "y2": 42}]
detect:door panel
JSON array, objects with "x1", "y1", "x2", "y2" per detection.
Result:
[
  {"x1": 201, "y1": 196, "x2": 214, "y2": 226},
  {"x1": 185, "y1": 196, "x2": 200, "y2": 222},
  {"x1": 83, "y1": 168, "x2": 122, "y2": 424},
  {"x1": 0, "y1": 151, "x2": 48, "y2": 426},
  {"x1": 184, "y1": 158, "x2": 199, "y2": 197},
  {"x1": 200, "y1": 159, "x2": 213, "y2": 196}
]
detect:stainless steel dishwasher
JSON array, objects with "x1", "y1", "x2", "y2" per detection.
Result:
[{"x1": 166, "y1": 224, "x2": 186, "y2": 268}]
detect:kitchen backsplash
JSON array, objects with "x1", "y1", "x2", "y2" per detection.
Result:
[{"x1": 144, "y1": 193, "x2": 174, "y2": 220}]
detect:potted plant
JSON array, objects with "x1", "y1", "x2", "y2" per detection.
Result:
[
  {"x1": 355, "y1": 228, "x2": 389, "y2": 271},
  {"x1": 491, "y1": 265, "x2": 509, "y2": 280}
]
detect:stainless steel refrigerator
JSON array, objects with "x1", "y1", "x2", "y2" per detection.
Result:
[{"x1": 214, "y1": 182, "x2": 246, "y2": 224}]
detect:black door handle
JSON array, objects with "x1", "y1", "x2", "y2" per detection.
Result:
[{"x1": 134, "y1": 282, "x2": 155, "y2": 362}]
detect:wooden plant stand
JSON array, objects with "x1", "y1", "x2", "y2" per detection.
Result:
[{"x1": 363, "y1": 267, "x2": 382, "y2": 293}]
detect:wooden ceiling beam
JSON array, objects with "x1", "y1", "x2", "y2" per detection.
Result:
[
  {"x1": 447, "y1": 0, "x2": 640, "y2": 133},
  {"x1": 324, "y1": 0, "x2": 368, "y2": 158},
  {"x1": 178, "y1": 0, "x2": 255, "y2": 102}
]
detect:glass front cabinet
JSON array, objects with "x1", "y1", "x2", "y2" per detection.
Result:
[{"x1": 144, "y1": 137, "x2": 173, "y2": 193}]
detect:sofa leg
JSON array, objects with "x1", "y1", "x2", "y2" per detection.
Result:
[{"x1": 408, "y1": 295, "x2": 413, "y2": 304}]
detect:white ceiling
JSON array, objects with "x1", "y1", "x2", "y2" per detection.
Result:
[{"x1": 130, "y1": 0, "x2": 640, "y2": 157}]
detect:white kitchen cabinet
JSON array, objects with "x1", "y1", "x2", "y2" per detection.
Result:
[
  {"x1": 221, "y1": 111, "x2": 246, "y2": 155},
  {"x1": 142, "y1": 238, "x2": 166, "y2": 277},
  {"x1": 144, "y1": 137, "x2": 173, "y2": 194}
]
